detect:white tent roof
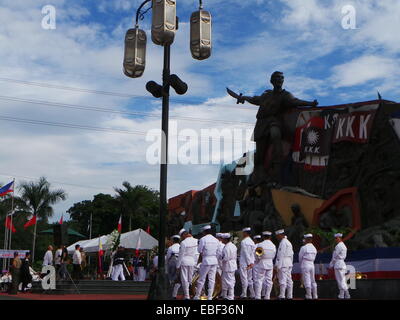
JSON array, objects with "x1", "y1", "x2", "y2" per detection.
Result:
[{"x1": 67, "y1": 229, "x2": 158, "y2": 254}]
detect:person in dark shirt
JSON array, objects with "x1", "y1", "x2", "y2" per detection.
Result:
[
  {"x1": 111, "y1": 247, "x2": 126, "y2": 281},
  {"x1": 20, "y1": 252, "x2": 33, "y2": 292}
]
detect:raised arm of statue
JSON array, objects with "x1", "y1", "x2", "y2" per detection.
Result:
[
  {"x1": 241, "y1": 95, "x2": 262, "y2": 106},
  {"x1": 291, "y1": 97, "x2": 319, "y2": 108}
]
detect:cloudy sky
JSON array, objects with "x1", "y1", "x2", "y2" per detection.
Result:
[{"x1": 0, "y1": 0, "x2": 399, "y2": 223}]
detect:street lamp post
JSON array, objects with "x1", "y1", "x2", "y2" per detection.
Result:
[{"x1": 124, "y1": 0, "x2": 211, "y2": 300}]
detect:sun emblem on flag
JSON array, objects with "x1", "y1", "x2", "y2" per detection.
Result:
[{"x1": 307, "y1": 129, "x2": 319, "y2": 145}]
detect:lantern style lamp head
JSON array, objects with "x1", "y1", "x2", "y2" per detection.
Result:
[
  {"x1": 190, "y1": 5, "x2": 211, "y2": 60},
  {"x1": 151, "y1": 0, "x2": 177, "y2": 46},
  {"x1": 123, "y1": 27, "x2": 147, "y2": 78}
]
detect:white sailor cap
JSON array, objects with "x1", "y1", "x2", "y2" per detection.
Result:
[
  {"x1": 303, "y1": 233, "x2": 313, "y2": 238},
  {"x1": 275, "y1": 229, "x2": 285, "y2": 235},
  {"x1": 179, "y1": 228, "x2": 187, "y2": 236},
  {"x1": 216, "y1": 233, "x2": 223, "y2": 238},
  {"x1": 202, "y1": 225, "x2": 212, "y2": 232},
  {"x1": 334, "y1": 233, "x2": 343, "y2": 238},
  {"x1": 242, "y1": 227, "x2": 251, "y2": 232},
  {"x1": 222, "y1": 233, "x2": 231, "y2": 239},
  {"x1": 253, "y1": 235, "x2": 261, "y2": 239},
  {"x1": 262, "y1": 231, "x2": 272, "y2": 236},
  {"x1": 171, "y1": 235, "x2": 180, "y2": 240}
]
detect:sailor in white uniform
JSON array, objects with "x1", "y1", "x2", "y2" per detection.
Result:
[
  {"x1": 176, "y1": 228, "x2": 198, "y2": 300},
  {"x1": 275, "y1": 229, "x2": 294, "y2": 299},
  {"x1": 216, "y1": 233, "x2": 225, "y2": 276},
  {"x1": 299, "y1": 233, "x2": 318, "y2": 299},
  {"x1": 239, "y1": 227, "x2": 256, "y2": 299},
  {"x1": 253, "y1": 235, "x2": 262, "y2": 244},
  {"x1": 166, "y1": 235, "x2": 181, "y2": 299},
  {"x1": 220, "y1": 233, "x2": 237, "y2": 300},
  {"x1": 194, "y1": 225, "x2": 220, "y2": 300},
  {"x1": 329, "y1": 233, "x2": 350, "y2": 299},
  {"x1": 253, "y1": 231, "x2": 276, "y2": 300}
]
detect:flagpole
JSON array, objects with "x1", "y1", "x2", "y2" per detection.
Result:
[
  {"x1": 32, "y1": 217, "x2": 38, "y2": 263},
  {"x1": 89, "y1": 212, "x2": 92, "y2": 271},
  {"x1": 8, "y1": 179, "x2": 15, "y2": 252}
]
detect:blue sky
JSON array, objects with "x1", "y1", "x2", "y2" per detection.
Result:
[{"x1": 0, "y1": 0, "x2": 399, "y2": 223}]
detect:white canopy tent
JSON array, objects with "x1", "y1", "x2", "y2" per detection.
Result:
[{"x1": 67, "y1": 229, "x2": 158, "y2": 254}]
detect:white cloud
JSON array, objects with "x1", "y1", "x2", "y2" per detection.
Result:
[{"x1": 330, "y1": 55, "x2": 398, "y2": 88}]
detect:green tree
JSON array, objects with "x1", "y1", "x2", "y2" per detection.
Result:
[
  {"x1": 17, "y1": 177, "x2": 67, "y2": 261},
  {"x1": 67, "y1": 183, "x2": 160, "y2": 239},
  {"x1": 67, "y1": 193, "x2": 120, "y2": 237},
  {"x1": 114, "y1": 182, "x2": 159, "y2": 232}
]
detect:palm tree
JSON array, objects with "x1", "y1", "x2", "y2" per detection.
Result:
[
  {"x1": 114, "y1": 182, "x2": 158, "y2": 232},
  {"x1": 18, "y1": 177, "x2": 67, "y2": 261}
]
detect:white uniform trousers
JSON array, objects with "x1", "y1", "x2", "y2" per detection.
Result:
[
  {"x1": 111, "y1": 264, "x2": 125, "y2": 281},
  {"x1": 301, "y1": 264, "x2": 317, "y2": 299},
  {"x1": 253, "y1": 266, "x2": 273, "y2": 299},
  {"x1": 277, "y1": 267, "x2": 293, "y2": 299},
  {"x1": 172, "y1": 283, "x2": 181, "y2": 298},
  {"x1": 239, "y1": 265, "x2": 255, "y2": 298},
  {"x1": 334, "y1": 268, "x2": 350, "y2": 299},
  {"x1": 180, "y1": 266, "x2": 195, "y2": 299},
  {"x1": 221, "y1": 271, "x2": 235, "y2": 300},
  {"x1": 194, "y1": 264, "x2": 217, "y2": 300}
]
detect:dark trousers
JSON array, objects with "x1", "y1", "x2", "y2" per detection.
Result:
[
  {"x1": 9, "y1": 269, "x2": 20, "y2": 295},
  {"x1": 73, "y1": 264, "x2": 82, "y2": 280}
]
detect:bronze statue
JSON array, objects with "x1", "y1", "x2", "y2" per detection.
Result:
[{"x1": 227, "y1": 71, "x2": 318, "y2": 183}]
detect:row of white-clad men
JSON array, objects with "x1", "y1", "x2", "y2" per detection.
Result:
[{"x1": 166, "y1": 226, "x2": 351, "y2": 300}]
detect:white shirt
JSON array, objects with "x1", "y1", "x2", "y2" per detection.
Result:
[
  {"x1": 43, "y1": 250, "x2": 53, "y2": 266},
  {"x1": 255, "y1": 239, "x2": 276, "y2": 269},
  {"x1": 299, "y1": 243, "x2": 317, "y2": 267},
  {"x1": 275, "y1": 236, "x2": 294, "y2": 269},
  {"x1": 153, "y1": 256, "x2": 158, "y2": 268},
  {"x1": 177, "y1": 236, "x2": 198, "y2": 268},
  {"x1": 240, "y1": 236, "x2": 255, "y2": 267},
  {"x1": 329, "y1": 241, "x2": 347, "y2": 269},
  {"x1": 54, "y1": 249, "x2": 62, "y2": 265},
  {"x1": 198, "y1": 234, "x2": 219, "y2": 266},
  {"x1": 166, "y1": 243, "x2": 180, "y2": 263},
  {"x1": 217, "y1": 241, "x2": 225, "y2": 266},
  {"x1": 72, "y1": 250, "x2": 82, "y2": 265},
  {"x1": 221, "y1": 242, "x2": 237, "y2": 272}
]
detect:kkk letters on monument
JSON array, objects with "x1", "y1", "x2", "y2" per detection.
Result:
[{"x1": 293, "y1": 104, "x2": 378, "y2": 170}]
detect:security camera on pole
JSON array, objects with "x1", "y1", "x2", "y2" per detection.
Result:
[{"x1": 123, "y1": 0, "x2": 212, "y2": 300}]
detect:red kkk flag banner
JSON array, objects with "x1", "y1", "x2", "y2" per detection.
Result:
[
  {"x1": 300, "y1": 116, "x2": 333, "y2": 160},
  {"x1": 117, "y1": 215, "x2": 122, "y2": 233},
  {"x1": 24, "y1": 215, "x2": 37, "y2": 229},
  {"x1": 5, "y1": 215, "x2": 16, "y2": 233},
  {"x1": 332, "y1": 110, "x2": 377, "y2": 143}
]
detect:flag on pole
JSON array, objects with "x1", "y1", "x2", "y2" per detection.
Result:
[
  {"x1": 5, "y1": 215, "x2": 16, "y2": 233},
  {"x1": 24, "y1": 214, "x2": 37, "y2": 229},
  {"x1": 135, "y1": 230, "x2": 141, "y2": 257},
  {"x1": 98, "y1": 236, "x2": 104, "y2": 275},
  {"x1": 0, "y1": 181, "x2": 14, "y2": 197},
  {"x1": 146, "y1": 225, "x2": 150, "y2": 234},
  {"x1": 59, "y1": 214, "x2": 63, "y2": 225},
  {"x1": 117, "y1": 215, "x2": 122, "y2": 233}
]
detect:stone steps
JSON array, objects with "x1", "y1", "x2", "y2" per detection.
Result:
[{"x1": 32, "y1": 280, "x2": 151, "y2": 295}]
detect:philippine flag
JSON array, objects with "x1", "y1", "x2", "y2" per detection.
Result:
[
  {"x1": 117, "y1": 215, "x2": 122, "y2": 233},
  {"x1": 0, "y1": 181, "x2": 14, "y2": 197}
]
